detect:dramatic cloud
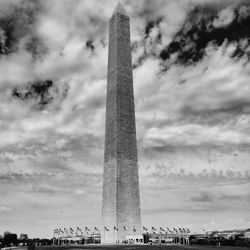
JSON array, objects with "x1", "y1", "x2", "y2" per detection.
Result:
[
  {"x1": 0, "y1": 0, "x2": 250, "y2": 238},
  {"x1": 159, "y1": 2, "x2": 250, "y2": 66}
]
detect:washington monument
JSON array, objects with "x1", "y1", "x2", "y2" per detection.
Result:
[{"x1": 102, "y1": 2, "x2": 142, "y2": 243}]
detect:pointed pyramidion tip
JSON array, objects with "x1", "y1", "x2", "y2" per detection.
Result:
[{"x1": 112, "y1": 1, "x2": 128, "y2": 17}]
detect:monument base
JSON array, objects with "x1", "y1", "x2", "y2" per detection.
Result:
[{"x1": 101, "y1": 230, "x2": 143, "y2": 244}]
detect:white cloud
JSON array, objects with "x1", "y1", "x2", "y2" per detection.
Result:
[{"x1": 213, "y1": 7, "x2": 235, "y2": 28}]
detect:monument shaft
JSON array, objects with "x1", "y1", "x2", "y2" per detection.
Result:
[{"x1": 102, "y1": 3, "x2": 141, "y2": 243}]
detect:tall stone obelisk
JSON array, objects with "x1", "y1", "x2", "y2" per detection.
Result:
[{"x1": 102, "y1": 2, "x2": 141, "y2": 244}]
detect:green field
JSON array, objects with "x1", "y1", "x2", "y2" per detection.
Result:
[{"x1": 35, "y1": 244, "x2": 250, "y2": 250}]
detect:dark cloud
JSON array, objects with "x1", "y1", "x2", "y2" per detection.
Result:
[
  {"x1": 190, "y1": 192, "x2": 213, "y2": 202},
  {"x1": 132, "y1": 16, "x2": 163, "y2": 68},
  {"x1": 0, "y1": 0, "x2": 47, "y2": 58},
  {"x1": 132, "y1": 1, "x2": 250, "y2": 70},
  {"x1": 159, "y1": 2, "x2": 250, "y2": 67},
  {"x1": 86, "y1": 40, "x2": 95, "y2": 52},
  {"x1": 160, "y1": 6, "x2": 216, "y2": 63},
  {"x1": 145, "y1": 17, "x2": 163, "y2": 39},
  {"x1": 12, "y1": 79, "x2": 69, "y2": 110},
  {"x1": 12, "y1": 80, "x2": 54, "y2": 106}
]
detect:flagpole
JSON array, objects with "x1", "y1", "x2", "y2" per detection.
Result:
[{"x1": 53, "y1": 230, "x2": 55, "y2": 245}]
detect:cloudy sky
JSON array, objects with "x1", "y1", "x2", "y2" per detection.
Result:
[{"x1": 0, "y1": 0, "x2": 250, "y2": 238}]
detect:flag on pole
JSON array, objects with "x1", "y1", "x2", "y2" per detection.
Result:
[
  {"x1": 94, "y1": 227, "x2": 99, "y2": 231},
  {"x1": 160, "y1": 227, "x2": 165, "y2": 232},
  {"x1": 85, "y1": 226, "x2": 90, "y2": 231},
  {"x1": 133, "y1": 227, "x2": 136, "y2": 232},
  {"x1": 104, "y1": 226, "x2": 109, "y2": 231},
  {"x1": 143, "y1": 226, "x2": 148, "y2": 231},
  {"x1": 152, "y1": 226, "x2": 157, "y2": 232},
  {"x1": 123, "y1": 226, "x2": 127, "y2": 230},
  {"x1": 114, "y1": 226, "x2": 118, "y2": 231}
]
